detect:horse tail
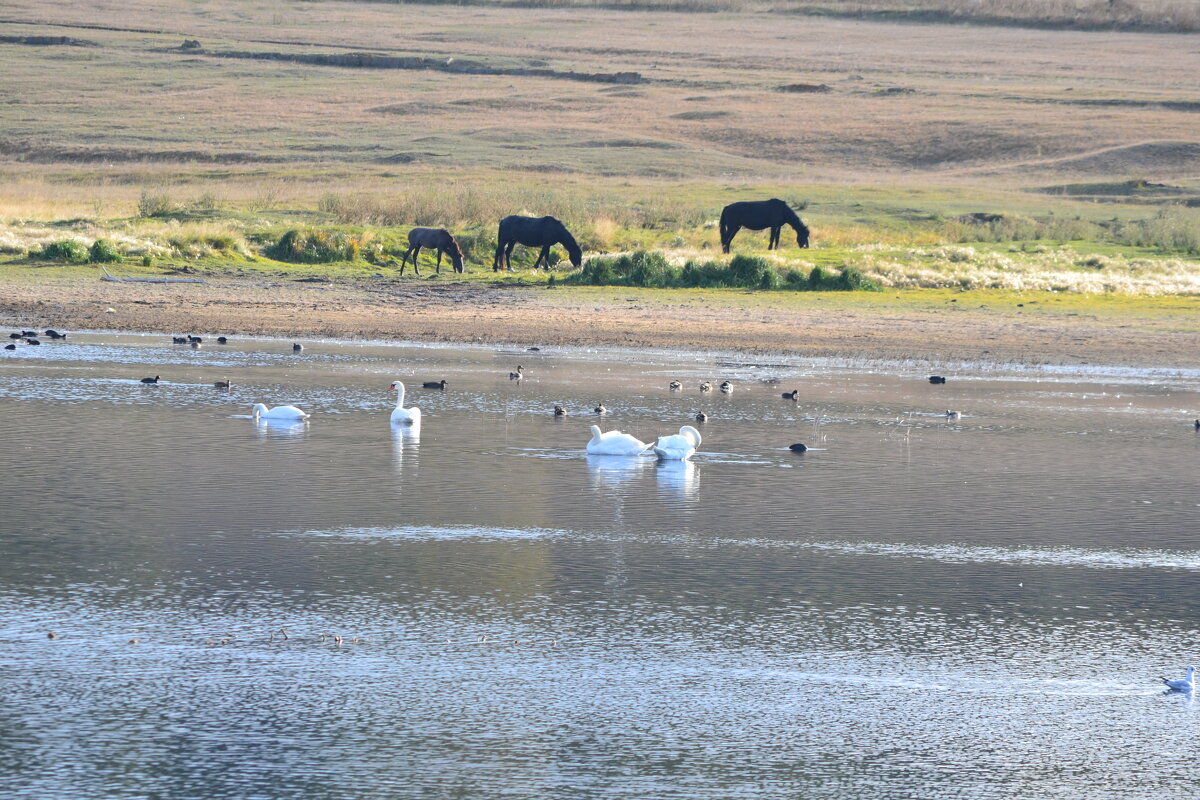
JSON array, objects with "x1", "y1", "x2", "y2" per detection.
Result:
[{"x1": 719, "y1": 206, "x2": 733, "y2": 252}]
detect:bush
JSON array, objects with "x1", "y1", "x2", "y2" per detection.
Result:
[
  {"x1": 266, "y1": 229, "x2": 363, "y2": 263},
  {"x1": 568, "y1": 250, "x2": 877, "y2": 292},
  {"x1": 571, "y1": 250, "x2": 678, "y2": 287},
  {"x1": 836, "y1": 266, "x2": 879, "y2": 291},
  {"x1": 138, "y1": 190, "x2": 176, "y2": 218},
  {"x1": 36, "y1": 239, "x2": 88, "y2": 263},
  {"x1": 88, "y1": 238, "x2": 122, "y2": 263}
]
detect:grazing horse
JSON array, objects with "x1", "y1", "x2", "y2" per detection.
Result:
[
  {"x1": 719, "y1": 199, "x2": 809, "y2": 253},
  {"x1": 400, "y1": 228, "x2": 465, "y2": 276},
  {"x1": 493, "y1": 215, "x2": 582, "y2": 272}
]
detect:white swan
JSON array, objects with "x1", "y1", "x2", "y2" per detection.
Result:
[
  {"x1": 586, "y1": 425, "x2": 652, "y2": 456},
  {"x1": 251, "y1": 402, "x2": 308, "y2": 420},
  {"x1": 652, "y1": 425, "x2": 702, "y2": 461},
  {"x1": 1162, "y1": 665, "x2": 1195, "y2": 692},
  {"x1": 389, "y1": 380, "x2": 421, "y2": 425}
]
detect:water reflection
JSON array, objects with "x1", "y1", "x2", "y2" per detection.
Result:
[
  {"x1": 655, "y1": 459, "x2": 698, "y2": 501},
  {"x1": 391, "y1": 420, "x2": 420, "y2": 472},
  {"x1": 586, "y1": 453, "x2": 652, "y2": 489},
  {"x1": 253, "y1": 417, "x2": 309, "y2": 438}
]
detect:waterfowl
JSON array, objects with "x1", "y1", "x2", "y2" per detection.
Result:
[
  {"x1": 252, "y1": 402, "x2": 308, "y2": 420},
  {"x1": 929, "y1": 375, "x2": 947, "y2": 384},
  {"x1": 292, "y1": 343, "x2": 304, "y2": 352},
  {"x1": 214, "y1": 379, "x2": 231, "y2": 389},
  {"x1": 653, "y1": 425, "x2": 702, "y2": 461},
  {"x1": 695, "y1": 411, "x2": 708, "y2": 423},
  {"x1": 3, "y1": 344, "x2": 14, "y2": 350},
  {"x1": 217, "y1": 336, "x2": 228, "y2": 344},
  {"x1": 586, "y1": 425, "x2": 652, "y2": 456},
  {"x1": 7, "y1": 332, "x2": 21, "y2": 339},
  {"x1": 422, "y1": 379, "x2": 448, "y2": 389},
  {"x1": 190, "y1": 341, "x2": 201, "y2": 348},
  {"x1": 1162, "y1": 665, "x2": 1195, "y2": 692},
  {"x1": 700, "y1": 381, "x2": 713, "y2": 393},
  {"x1": 554, "y1": 404, "x2": 566, "y2": 416},
  {"x1": 789, "y1": 443, "x2": 808, "y2": 452},
  {"x1": 24, "y1": 338, "x2": 40, "y2": 345},
  {"x1": 945, "y1": 410, "x2": 961, "y2": 419},
  {"x1": 20, "y1": 330, "x2": 36, "y2": 337},
  {"x1": 719, "y1": 380, "x2": 733, "y2": 394},
  {"x1": 1194, "y1": 419, "x2": 1199, "y2": 430},
  {"x1": 527, "y1": 346, "x2": 541, "y2": 351},
  {"x1": 140, "y1": 375, "x2": 160, "y2": 384},
  {"x1": 594, "y1": 403, "x2": 607, "y2": 415},
  {"x1": 669, "y1": 380, "x2": 682, "y2": 391},
  {"x1": 510, "y1": 366, "x2": 524, "y2": 380},
  {"x1": 44, "y1": 329, "x2": 66, "y2": 339},
  {"x1": 47, "y1": 631, "x2": 57, "y2": 639},
  {"x1": 187, "y1": 335, "x2": 202, "y2": 343},
  {"x1": 172, "y1": 336, "x2": 187, "y2": 344},
  {"x1": 782, "y1": 390, "x2": 799, "y2": 400},
  {"x1": 388, "y1": 381, "x2": 421, "y2": 425}
]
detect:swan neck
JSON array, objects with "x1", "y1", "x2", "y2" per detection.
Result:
[
  {"x1": 589, "y1": 425, "x2": 602, "y2": 442},
  {"x1": 394, "y1": 382, "x2": 405, "y2": 408}
]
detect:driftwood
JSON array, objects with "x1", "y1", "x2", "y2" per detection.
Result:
[{"x1": 100, "y1": 266, "x2": 207, "y2": 284}]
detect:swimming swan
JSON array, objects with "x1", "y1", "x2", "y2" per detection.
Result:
[
  {"x1": 252, "y1": 403, "x2": 308, "y2": 420},
  {"x1": 389, "y1": 381, "x2": 421, "y2": 425},
  {"x1": 586, "y1": 425, "x2": 652, "y2": 456},
  {"x1": 652, "y1": 425, "x2": 702, "y2": 461},
  {"x1": 1162, "y1": 665, "x2": 1195, "y2": 692}
]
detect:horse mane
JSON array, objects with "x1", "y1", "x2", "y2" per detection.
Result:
[
  {"x1": 555, "y1": 220, "x2": 580, "y2": 254},
  {"x1": 440, "y1": 228, "x2": 465, "y2": 258}
]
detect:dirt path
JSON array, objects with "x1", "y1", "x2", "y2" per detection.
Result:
[{"x1": 2, "y1": 274, "x2": 1198, "y2": 370}]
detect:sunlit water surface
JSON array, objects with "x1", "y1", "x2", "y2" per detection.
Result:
[{"x1": 2, "y1": 333, "x2": 1200, "y2": 799}]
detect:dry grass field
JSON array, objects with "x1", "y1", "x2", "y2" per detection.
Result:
[{"x1": 0, "y1": 0, "x2": 1199, "y2": 301}]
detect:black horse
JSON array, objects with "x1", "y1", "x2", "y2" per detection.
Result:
[
  {"x1": 719, "y1": 199, "x2": 809, "y2": 253},
  {"x1": 400, "y1": 228, "x2": 465, "y2": 276},
  {"x1": 493, "y1": 215, "x2": 582, "y2": 272}
]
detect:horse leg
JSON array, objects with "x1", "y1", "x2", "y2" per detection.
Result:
[
  {"x1": 411, "y1": 245, "x2": 422, "y2": 276},
  {"x1": 493, "y1": 240, "x2": 505, "y2": 272},
  {"x1": 770, "y1": 226, "x2": 780, "y2": 249},
  {"x1": 399, "y1": 246, "x2": 413, "y2": 275},
  {"x1": 534, "y1": 245, "x2": 550, "y2": 270},
  {"x1": 435, "y1": 248, "x2": 443, "y2": 275},
  {"x1": 504, "y1": 241, "x2": 517, "y2": 272}
]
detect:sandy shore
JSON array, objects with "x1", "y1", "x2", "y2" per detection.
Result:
[{"x1": 2, "y1": 273, "x2": 1199, "y2": 370}]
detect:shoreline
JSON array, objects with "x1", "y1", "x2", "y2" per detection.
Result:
[{"x1": 2, "y1": 273, "x2": 1199, "y2": 373}]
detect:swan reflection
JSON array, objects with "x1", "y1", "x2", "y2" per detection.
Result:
[
  {"x1": 656, "y1": 459, "x2": 698, "y2": 500},
  {"x1": 254, "y1": 417, "x2": 309, "y2": 439},
  {"x1": 391, "y1": 420, "x2": 421, "y2": 471},
  {"x1": 586, "y1": 453, "x2": 652, "y2": 489}
]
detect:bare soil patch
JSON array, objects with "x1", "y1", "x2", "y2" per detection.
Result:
[{"x1": 2, "y1": 274, "x2": 1197, "y2": 370}]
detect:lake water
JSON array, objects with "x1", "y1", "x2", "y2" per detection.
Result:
[{"x1": 2, "y1": 332, "x2": 1199, "y2": 799}]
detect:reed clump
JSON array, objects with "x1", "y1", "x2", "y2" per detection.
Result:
[{"x1": 267, "y1": 229, "x2": 366, "y2": 263}]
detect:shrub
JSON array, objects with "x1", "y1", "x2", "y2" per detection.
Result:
[
  {"x1": 88, "y1": 238, "x2": 122, "y2": 263},
  {"x1": 36, "y1": 239, "x2": 88, "y2": 263},
  {"x1": 572, "y1": 250, "x2": 678, "y2": 287},
  {"x1": 783, "y1": 268, "x2": 808, "y2": 289},
  {"x1": 728, "y1": 254, "x2": 774, "y2": 288},
  {"x1": 808, "y1": 266, "x2": 830, "y2": 288},
  {"x1": 142, "y1": 254, "x2": 153, "y2": 267},
  {"x1": 266, "y1": 229, "x2": 363, "y2": 263},
  {"x1": 836, "y1": 266, "x2": 879, "y2": 291},
  {"x1": 138, "y1": 190, "x2": 176, "y2": 218}
]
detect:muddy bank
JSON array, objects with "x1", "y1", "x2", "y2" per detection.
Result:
[{"x1": 1, "y1": 273, "x2": 1198, "y2": 370}]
